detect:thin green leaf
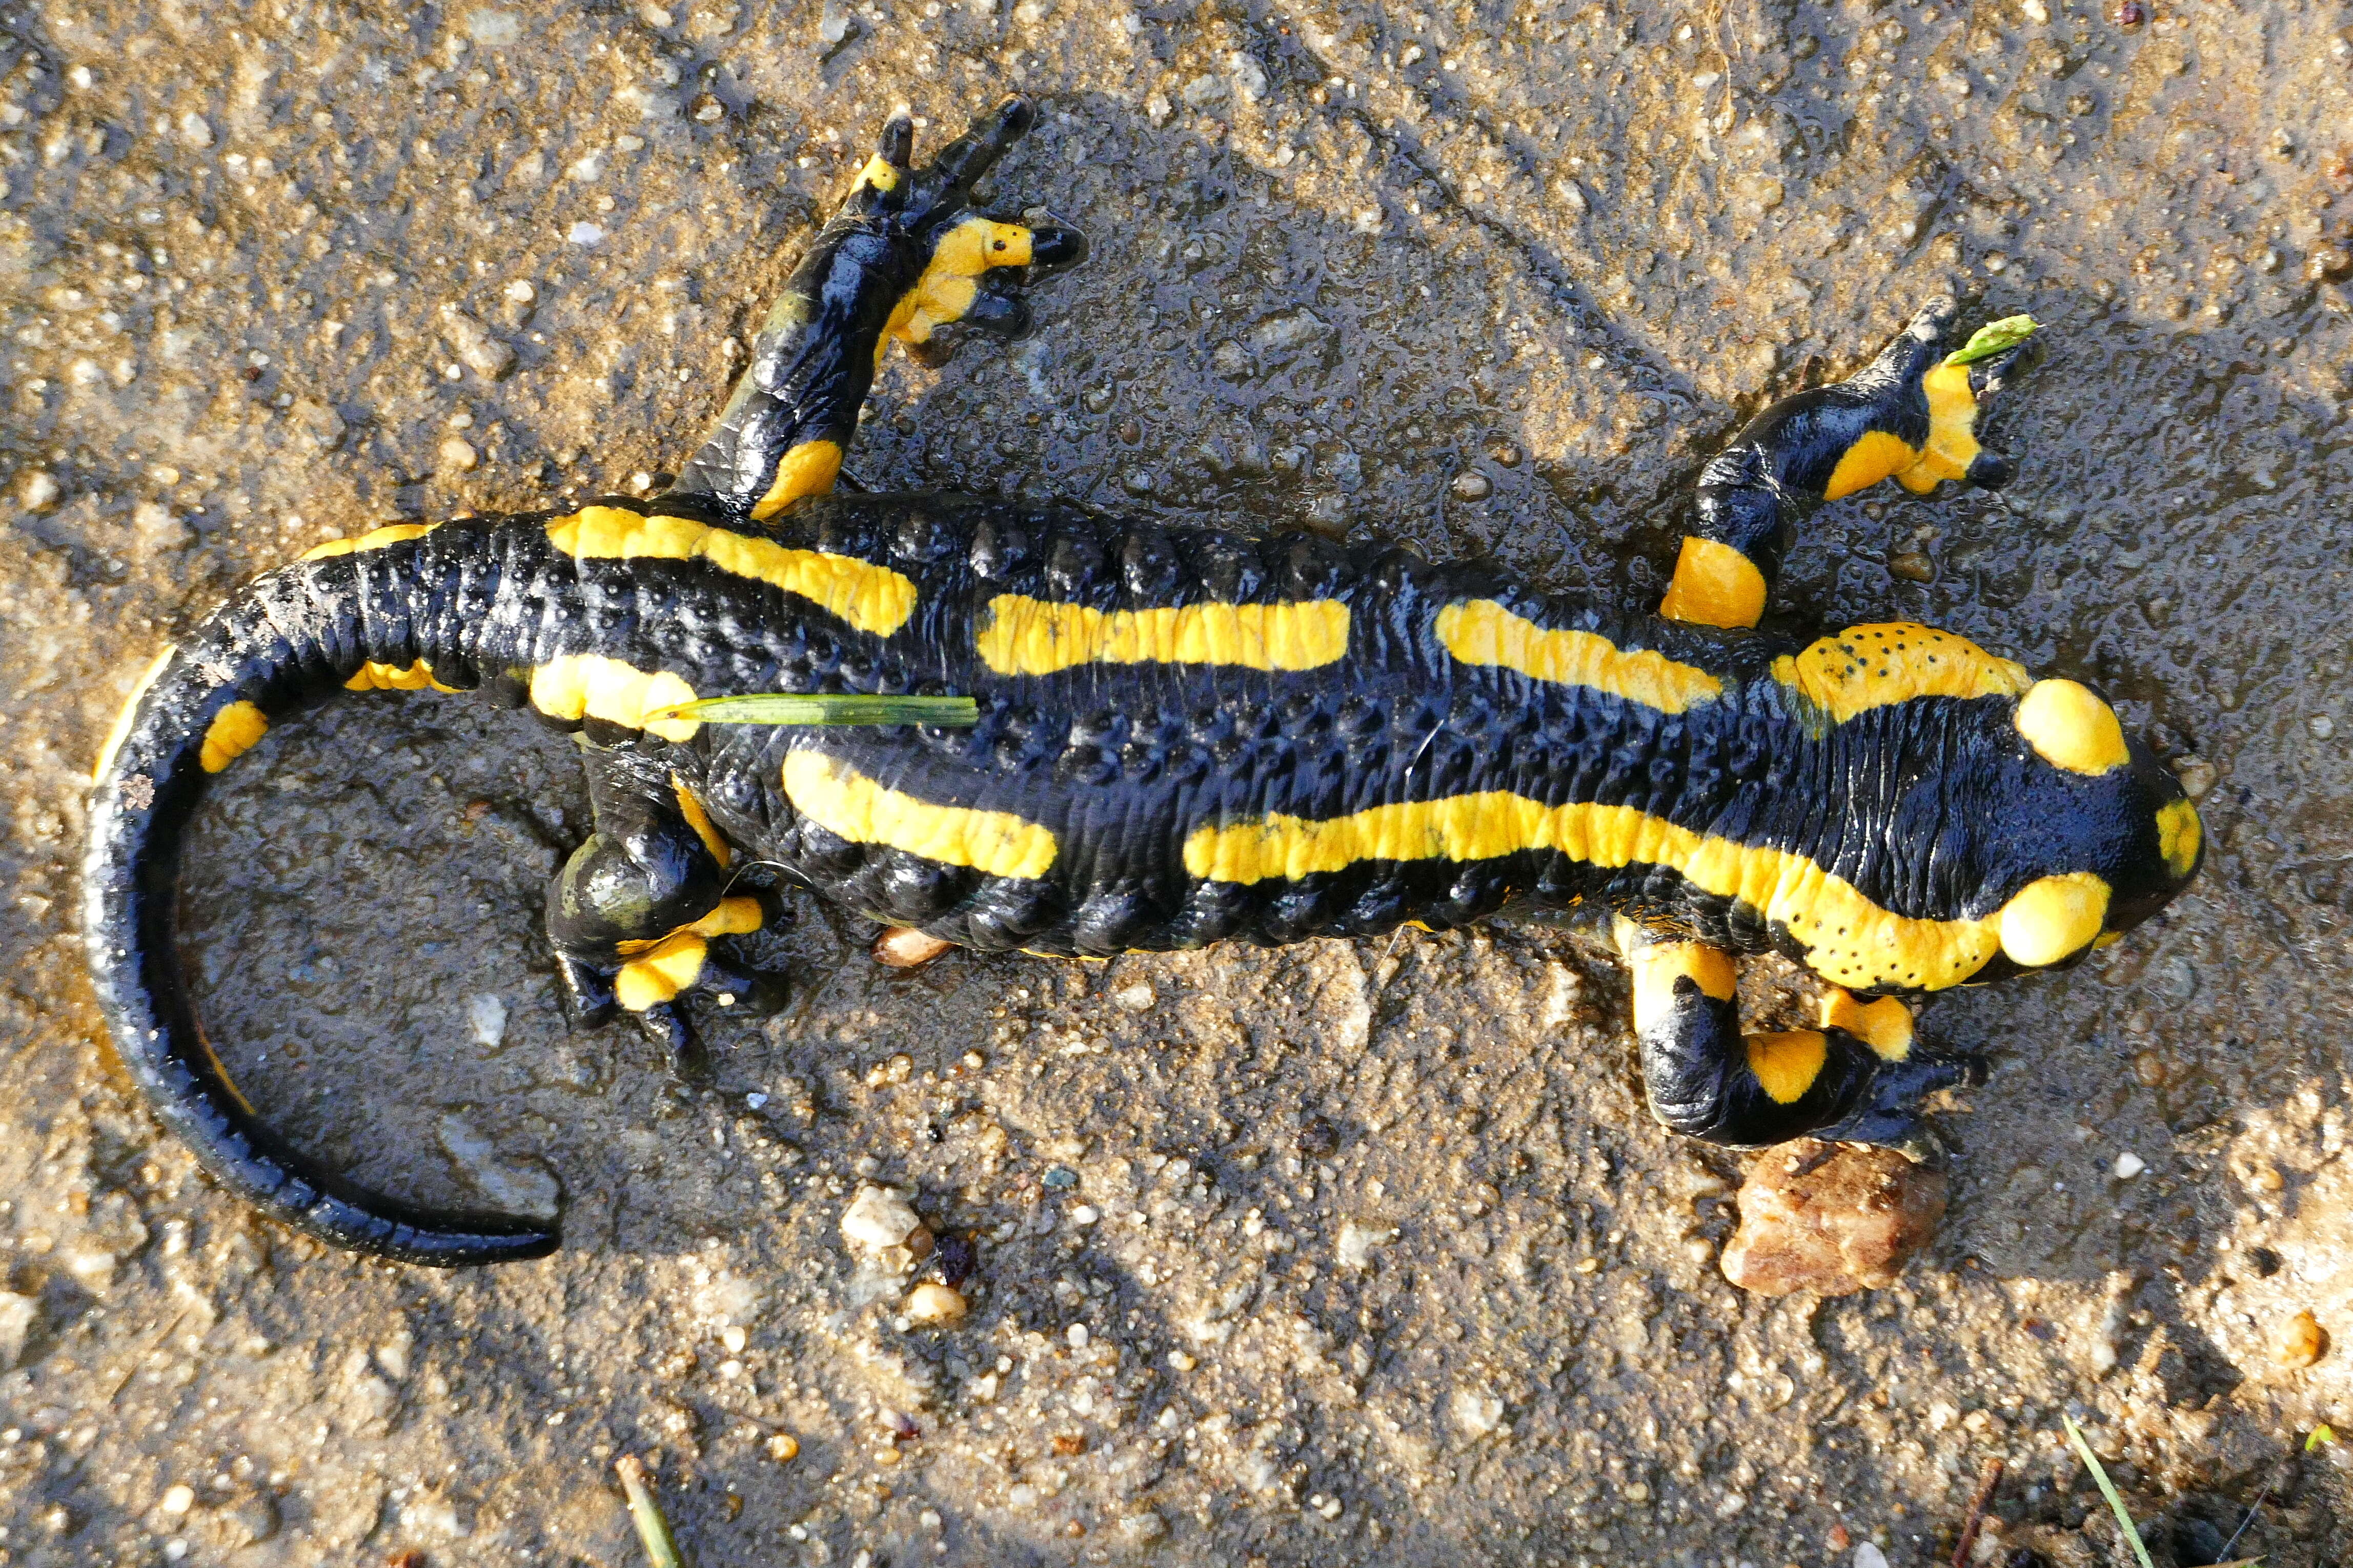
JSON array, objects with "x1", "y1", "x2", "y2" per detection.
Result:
[
  {"x1": 615, "y1": 1455, "x2": 688, "y2": 1568},
  {"x1": 2307, "y1": 1423, "x2": 2336, "y2": 1452},
  {"x1": 2063, "y1": 1414, "x2": 2156, "y2": 1568},
  {"x1": 1943, "y1": 314, "x2": 2038, "y2": 366},
  {"x1": 647, "y1": 694, "x2": 980, "y2": 727}
]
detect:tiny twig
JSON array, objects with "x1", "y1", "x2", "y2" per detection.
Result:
[
  {"x1": 1950, "y1": 1456, "x2": 2005, "y2": 1568},
  {"x1": 616, "y1": 1454, "x2": 688, "y2": 1568},
  {"x1": 105, "y1": 1310, "x2": 189, "y2": 1407}
]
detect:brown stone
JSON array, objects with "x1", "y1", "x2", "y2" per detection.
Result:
[
  {"x1": 1718, "y1": 1140, "x2": 1948, "y2": 1296},
  {"x1": 872, "y1": 926, "x2": 954, "y2": 968}
]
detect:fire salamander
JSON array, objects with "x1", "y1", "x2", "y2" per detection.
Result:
[{"x1": 83, "y1": 98, "x2": 2204, "y2": 1266}]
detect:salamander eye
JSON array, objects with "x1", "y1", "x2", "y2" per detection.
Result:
[
  {"x1": 1997, "y1": 871, "x2": 2112, "y2": 967},
  {"x1": 2014, "y1": 678, "x2": 2128, "y2": 776}
]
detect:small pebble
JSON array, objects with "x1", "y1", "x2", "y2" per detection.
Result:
[
  {"x1": 873, "y1": 926, "x2": 953, "y2": 968},
  {"x1": 1042, "y1": 1165, "x2": 1079, "y2": 1191},
  {"x1": 1889, "y1": 551, "x2": 1935, "y2": 582},
  {"x1": 1112, "y1": 979, "x2": 1155, "y2": 1011},
  {"x1": 1855, "y1": 1545, "x2": 1890, "y2": 1568},
  {"x1": 2113, "y1": 1152, "x2": 2146, "y2": 1179},
  {"x1": 2172, "y1": 756, "x2": 2217, "y2": 798},
  {"x1": 934, "y1": 1233, "x2": 978, "y2": 1286},
  {"x1": 159, "y1": 1484, "x2": 195, "y2": 1517},
  {"x1": 1450, "y1": 471, "x2": 1492, "y2": 501},
  {"x1": 766, "y1": 1433, "x2": 801, "y2": 1462},
  {"x1": 1167, "y1": 1350, "x2": 1196, "y2": 1371},
  {"x1": 19, "y1": 471, "x2": 60, "y2": 510},
  {"x1": 1066, "y1": 1324, "x2": 1089, "y2": 1349},
  {"x1": 2132, "y1": 1051, "x2": 2168, "y2": 1087},
  {"x1": 2310, "y1": 715, "x2": 2337, "y2": 740},
  {"x1": 904, "y1": 1282, "x2": 967, "y2": 1325},
  {"x1": 2278, "y1": 1310, "x2": 2329, "y2": 1368},
  {"x1": 721, "y1": 1325, "x2": 747, "y2": 1353},
  {"x1": 841, "y1": 1186, "x2": 927, "y2": 1255}
]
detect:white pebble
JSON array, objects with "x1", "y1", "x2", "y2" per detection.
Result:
[
  {"x1": 2114, "y1": 1152, "x2": 2146, "y2": 1179},
  {"x1": 465, "y1": 993, "x2": 506, "y2": 1047},
  {"x1": 1855, "y1": 1546, "x2": 1891, "y2": 1568},
  {"x1": 2311, "y1": 715, "x2": 2337, "y2": 740},
  {"x1": 19, "y1": 471, "x2": 60, "y2": 510},
  {"x1": 1112, "y1": 980, "x2": 1155, "y2": 1011},
  {"x1": 1066, "y1": 1323, "x2": 1089, "y2": 1349},
  {"x1": 1069, "y1": 1204, "x2": 1100, "y2": 1226},
  {"x1": 160, "y1": 1484, "x2": 195, "y2": 1516},
  {"x1": 841, "y1": 1186, "x2": 925, "y2": 1253},
  {"x1": 904, "y1": 1282, "x2": 966, "y2": 1325},
  {"x1": 1450, "y1": 1387, "x2": 1503, "y2": 1437},
  {"x1": 567, "y1": 220, "x2": 606, "y2": 247}
]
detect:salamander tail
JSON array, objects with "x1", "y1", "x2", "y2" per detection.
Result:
[{"x1": 80, "y1": 521, "x2": 560, "y2": 1266}]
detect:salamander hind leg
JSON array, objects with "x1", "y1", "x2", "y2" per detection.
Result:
[
  {"x1": 1615, "y1": 922, "x2": 1978, "y2": 1150},
  {"x1": 1659, "y1": 297, "x2": 2038, "y2": 629},
  {"x1": 668, "y1": 95, "x2": 1086, "y2": 519},
  {"x1": 546, "y1": 752, "x2": 787, "y2": 1073}
]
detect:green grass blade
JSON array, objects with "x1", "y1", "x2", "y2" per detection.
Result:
[
  {"x1": 1943, "y1": 314, "x2": 2038, "y2": 366},
  {"x1": 2062, "y1": 1414, "x2": 2156, "y2": 1568},
  {"x1": 647, "y1": 694, "x2": 980, "y2": 727},
  {"x1": 615, "y1": 1455, "x2": 687, "y2": 1568}
]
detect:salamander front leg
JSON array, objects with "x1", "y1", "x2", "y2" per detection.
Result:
[
  {"x1": 1658, "y1": 297, "x2": 2035, "y2": 629},
  {"x1": 545, "y1": 754, "x2": 786, "y2": 1073},
  {"x1": 1615, "y1": 921, "x2": 1976, "y2": 1149},
  {"x1": 668, "y1": 94, "x2": 1086, "y2": 520}
]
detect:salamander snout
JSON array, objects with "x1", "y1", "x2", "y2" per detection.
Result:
[{"x1": 1971, "y1": 678, "x2": 2202, "y2": 976}]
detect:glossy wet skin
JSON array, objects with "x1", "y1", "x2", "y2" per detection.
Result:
[{"x1": 14, "y1": 9, "x2": 2353, "y2": 1564}]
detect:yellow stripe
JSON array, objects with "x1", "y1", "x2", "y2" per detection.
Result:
[
  {"x1": 782, "y1": 750, "x2": 1058, "y2": 880},
  {"x1": 1436, "y1": 601, "x2": 1722, "y2": 714},
  {"x1": 545, "y1": 503, "x2": 914, "y2": 635},
  {"x1": 1773, "y1": 622, "x2": 2031, "y2": 725},
  {"x1": 616, "y1": 895, "x2": 764, "y2": 958},
  {"x1": 1183, "y1": 793, "x2": 2007, "y2": 991},
  {"x1": 345, "y1": 659, "x2": 460, "y2": 694},
  {"x1": 1819, "y1": 989, "x2": 1914, "y2": 1061},
  {"x1": 94, "y1": 646, "x2": 175, "y2": 784},
  {"x1": 528, "y1": 654, "x2": 702, "y2": 743},
  {"x1": 198, "y1": 701, "x2": 269, "y2": 773},
  {"x1": 1657, "y1": 537, "x2": 1768, "y2": 630},
  {"x1": 975, "y1": 595, "x2": 1349, "y2": 677},
  {"x1": 882, "y1": 216, "x2": 1036, "y2": 356},
  {"x1": 748, "y1": 439, "x2": 845, "y2": 522},
  {"x1": 301, "y1": 522, "x2": 440, "y2": 561},
  {"x1": 1625, "y1": 937, "x2": 1739, "y2": 1030},
  {"x1": 673, "y1": 776, "x2": 733, "y2": 869},
  {"x1": 1747, "y1": 1030, "x2": 1828, "y2": 1103},
  {"x1": 857, "y1": 152, "x2": 901, "y2": 193},
  {"x1": 1822, "y1": 362, "x2": 1981, "y2": 500}
]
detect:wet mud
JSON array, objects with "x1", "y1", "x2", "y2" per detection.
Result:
[{"x1": 2, "y1": 0, "x2": 2350, "y2": 1563}]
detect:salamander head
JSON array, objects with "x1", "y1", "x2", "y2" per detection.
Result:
[{"x1": 1959, "y1": 677, "x2": 2202, "y2": 979}]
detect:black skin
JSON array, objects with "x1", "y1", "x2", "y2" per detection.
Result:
[{"x1": 80, "y1": 98, "x2": 2200, "y2": 1265}]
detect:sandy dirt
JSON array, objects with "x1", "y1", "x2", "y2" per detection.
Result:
[{"x1": 2, "y1": 0, "x2": 2350, "y2": 1563}]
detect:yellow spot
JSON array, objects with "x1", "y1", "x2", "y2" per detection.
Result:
[
  {"x1": 614, "y1": 897, "x2": 764, "y2": 1010},
  {"x1": 345, "y1": 659, "x2": 460, "y2": 694},
  {"x1": 1186, "y1": 794, "x2": 2009, "y2": 990},
  {"x1": 1747, "y1": 1030, "x2": 1829, "y2": 1104},
  {"x1": 2156, "y1": 797, "x2": 2202, "y2": 880},
  {"x1": 546, "y1": 503, "x2": 914, "y2": 635},
  {"x1": 882, "y1": 216, "x2": 1036, "y2": 355},
  {"x1": 1819, "y1": 988, "x2": 1914, "y2": 1061},
  {"x1": 975, "y1": 596, "x2": 1350, "y2": 677},
  {"x1": 673, "y1": 777, "x2": 733, "y2": 869},
  {"x1": 1656, "y1": 537, "x2": 1769, "y2": 630},
  {"x1": 528, "y1": 654, "x2": 703, "y2": 743},
  {"x1": 1773, "y1": 622, "x2": 2032, "y2": 725},
  {"x1": 782, "y1": 750, "x2": 1059, "y2": 880},
  {"x1": 300, "y1": 522, "x2": 440, "y2": 561},
  {"x1": 198, "y1": 700, "x2": 269, "y2": 773},
  {"x1": 1822, "y1": 362, "x2": 1982, "y2": 500},
  {"x1": 748, "y1": 439, "x2": 846, "y2": 522},
  {"x1": 93, "y1": 646, "x2": 174, "y2": 784},
  {"x1": 1823, "y1": 430, "x2": 1919, "y2": 502},
  {"x1": 857, "y1": 152, "x2": 901, "y2": 193},
  {"x1": 1624, "y1": 936, "x2": 1740, "y2": 1031},
  {"x1": 2014, "y1": 678, "x2": 2129, "y2": 776},
  {"x1": 1439, "y1": 600, "x2": 1723, "y2": 712},
  {"x1": 1996, "y1": 871, "x2": 2111, "y2": 968}
]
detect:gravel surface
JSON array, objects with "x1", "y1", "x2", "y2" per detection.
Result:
[{"x1": 4, "y1": 1, "x2": 2351, "y2": 1563}]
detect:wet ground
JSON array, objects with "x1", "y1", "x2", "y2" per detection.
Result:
[{"x1": 3, "y1": 0, "x2": 2351, "y2": 1563}]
